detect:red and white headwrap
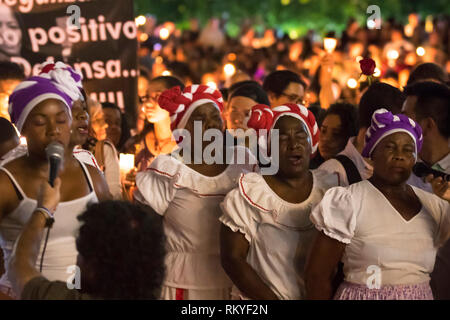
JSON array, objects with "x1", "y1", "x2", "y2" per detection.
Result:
[
  {"x1": 158, "y1": 84, "x2": 224, "y2": 130},
  {"x1": 247, "y1": 103, "x2": 319, "y2": 154}
]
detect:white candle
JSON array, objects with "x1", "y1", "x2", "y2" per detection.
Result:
[{"x1": 119, "y1": 153, "x2": 135, "y2": 174}]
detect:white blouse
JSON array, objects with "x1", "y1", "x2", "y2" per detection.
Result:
[
  {"x1": 219, "y1": 170, "x2": 339, "y2": 299},
  {"x1": 310, "y1": 180, "x2": 450, "y2": 286},
  {"x1": 134, "y1": 147, "x2": 257, "y2": 290}
]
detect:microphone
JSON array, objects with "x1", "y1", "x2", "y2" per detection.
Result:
[
  {"x1": 45, "y1": 142, "x2": 65, "y2": 187},
  {"x1": 412, "y1": 162, "x2": 450, "y2": 182}
]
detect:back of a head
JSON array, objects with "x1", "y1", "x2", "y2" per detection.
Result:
[
  {"x1": 263, "y1": 70, "x2": 306, "y2": 96},
  {"x1": 101, "y1": 102, "x2": 121, "y2": 113},
  {"x1": 358, "y1": 82, "x2": 405, "y2": 129},
  {"x1": 0, "y1": 61, "x2": 25, "y2": 82},
  {"x1": 151, "y1": 76, "x2": 185, "y2": 91},
  {"x1": 76, "y1": 201, "x2": 166, "y2": 299},
  {"x1": 228, "y1": 80, "x2": 260, "y2": 95},
  {"x1": 229, "y1": 83, "x2": 270, "y2": 106},
  {"x1": 0, "y1": 118, "x2": 18, "y2": 143},
  {"x1": 404, "y1": 81, "x2": 450, "y2": 139},
  {"x1": 0, "y1": 117, "x2": 19, "y2": 158},
  {"x1": 407, "y1": 63, "x2": 449, "y2": 86}
]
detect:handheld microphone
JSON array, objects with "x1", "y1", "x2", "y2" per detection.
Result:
[
  {"x1": 412, "y1": 162, "x2": 450, "y2": 182},
  {"x1": 45, "y1": 142, "x2": 65, "y2": 187}
]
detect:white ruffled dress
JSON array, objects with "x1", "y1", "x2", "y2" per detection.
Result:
[
  {"x1": 219, "y1": 170, "x2": 338, "y2": 299},
  {"x1": 134, "y1": 147, "x2": 257, "y2": 297}
]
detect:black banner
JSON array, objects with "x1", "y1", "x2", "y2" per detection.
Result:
[{"x1": 0, "y1": 0, "x2": 138, "y2": 124}]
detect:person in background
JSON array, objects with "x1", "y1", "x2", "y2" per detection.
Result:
[
  {"x1": 0, "y1": 118, "x2": 19, "y2": 161},
  {"x1": 134, "y1": 85, "x2": 257, "y2": 300},
  {"x1": 101, "y1": 102, "x2": 131, "y2": 152},
  {"x1": 0, "y1": 61, "x2": 25, "y2": 121},
  {"x1": 220, "y1": 104, "x2": 338, "y2": 300},
  {"x1": 225, "y1": 83, "x2": 270, "y2": 131},
  {"x1": 263, "y1": 70, "x2": 307, "y2": 108},
  {"x1": 306, "y1": 109, "x2": 450, "y2": 300},
  {"x1": 8, "y1": 177, "x2": 166, "y2": 300},
  {"x1": 312, "y1": 103, "x2": 358, "y2": 168},
  {"x1": 84, "y1": 98, "x2": 122, "y2": 200},
  {"x1": 407, "y1": 63, "x2": 449, "y2": 86},
  {"x1": 318, "y1": 83, "x2": 405, "y2": 186},
  {"x1": 402, "y1": 81, "x2": 450, "y2": 299},
  {"x1": 125, "y1": 75, "x2": 184, "y2": 171}
]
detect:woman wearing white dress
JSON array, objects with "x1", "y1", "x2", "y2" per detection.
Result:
[
  {"x1": 134, "y1": 84, "x2": 257, "y2": 300},
  {"x1": 0, "y1": 72, "x2": 110, "y2": 299},
  {"x1": 220, "y1": 103, "x2": 338, "y2": 300},
  {"x1": 306, "y1": 109, "x2": 450, "y2": 300}
]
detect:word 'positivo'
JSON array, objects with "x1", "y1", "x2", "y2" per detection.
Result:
[{"x1": 28, "y1": 15, "x2": 137, "y2": 52}]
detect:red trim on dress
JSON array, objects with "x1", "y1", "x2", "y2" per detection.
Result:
[
  {"x1": 239, "y1": 174, "x2": 270, "y2": 212},
  {"x1": 146, "y1": 167, "x2": 174, "y2": 177},
  {"x1": 176, "y1": 288, "x2": 185, "y2": 300},
  {"x1": 335, "y1": 172, "x2": 341, "y2": 186}
]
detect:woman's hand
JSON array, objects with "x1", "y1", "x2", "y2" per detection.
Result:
[
  {"x1": 144, "y1": 102, "x2": 170, "y2": 123},
  {"x1": 426, "y1": 174, "x2": 450, "y2": 202},
  {"x1": 37, "y1": 178, "x2": 61, "y2": 213}
]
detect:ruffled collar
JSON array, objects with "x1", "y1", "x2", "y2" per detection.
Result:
[
  {"x1": 238, "y1": 170, "x2": 336, "y2": 229},
  {"x1": 148, "y1": 146, "x2": 257, "y2": 196}
]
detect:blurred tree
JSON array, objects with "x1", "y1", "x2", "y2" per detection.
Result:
[{"x1": 134, "y1": 0, "x2": 450, "y2": 36}]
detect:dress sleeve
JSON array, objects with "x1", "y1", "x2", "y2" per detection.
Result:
[
  {"x1": 135, "y1": 169, "x2": 176, "y2": 216},
  {"x1": 219, "y1": 188, "x2": 258, "y2": 243},
  {"x1": 103, "y1": 143, "x2": 122, "y2": 200},
  {"x1": 436, "y1": 199, "x2": 450, "y2": 247},
  {"x1": 309, "y1": 186, "x2": 357, "y2": 244},
  {"x1": 318, "y1": 159, "x2": 348, "y2": 187}
]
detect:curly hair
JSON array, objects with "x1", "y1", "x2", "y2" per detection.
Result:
[{"x1": 76, "y1": 201, "x2": 166, "y2": 299}]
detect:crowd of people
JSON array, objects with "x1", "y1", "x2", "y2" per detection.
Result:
[{"x1": 0, "y1": 12, "x2": 448, "y2": 300}]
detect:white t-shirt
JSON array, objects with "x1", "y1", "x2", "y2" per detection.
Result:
[
  {"x1": 219, "y1": 170, "x2": 339, "y2": 299},
  {"x1": 319, "y1": 137, "x2": 373, "y2": 186},
  {"x1": 134, "y1": 147, "x2": 257, "y2": 290},
  {"x1": 311, "y1": 180, "x2": 450, "y2": 286}
]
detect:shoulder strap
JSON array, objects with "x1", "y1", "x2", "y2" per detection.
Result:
[
  {"x1": 94, "y1": 140, "x2": 106, "y2": 171},
  {"x1": 76, "y1": 160, "x2": 95, "y2": 192},
  {"x1": 0, "y1": 167, "x2": 27, "y2": 200},
  {"x1": 334, "y1": 155, "x2": 362, "y2": 185}
]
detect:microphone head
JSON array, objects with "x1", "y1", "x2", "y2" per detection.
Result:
[{"x1": 45, "y1": 141, "x2": 65, "y2": 161}]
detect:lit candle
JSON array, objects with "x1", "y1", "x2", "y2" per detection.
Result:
[
  {"x1": 347, "y1": 78, "x2": 357, "y2": 89},
  {"x1": 119, "y1": 153, "x2": 135, "y2": 175},
  {"x1": 387, "y1": 50, "x2": 399, "y2": 60},
  {"x1": 324, "y1": 38, "x2": 337, "y2": 53},
  {"x1": 224, "y1": 63, "x2": 236, "y2": 77},
  {"x1": 416, "y1": 47, "x2": 425, "y2": 57}
]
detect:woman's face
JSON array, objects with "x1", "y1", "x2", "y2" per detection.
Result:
[
  {"x1": 70, "y1": 100, "x2": 89, "y2": 146},
  {"x1": 0, "y1": 5, "x2": 22, "y2": 57},
  {"x1": 103, "y1": 107, "x2": 122, "y2": 147},
  {"x1": 371, "y1": 132, "x2": 416, "y2": 185},
  {"x1": 275, "y1": 116, "x2": 311, "y2": 178},
  {"x1": 226, "y1": 96, "x2": 257, "y2": 130},
  {"x1": 319, "y1": 114, "x2": 347, "y2": 160},
  {"x1": 21, "y1": 99, "x2": 71, "y2": 158},
  {"x1": 90, "y1": 106, "x2": 108, "y2": 141},
  {"x1": 184, "y1": 103, "x2": 223, "y2": 150}
]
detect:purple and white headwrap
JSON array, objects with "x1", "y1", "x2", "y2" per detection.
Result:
[
  {"x1": 362, "y1": 108, "x2": 423, "y2": 159},
  {"x1": 8, "y1": 76, "x2": 73, "y2": 133},
  {"x1": 38, "y1": 61, "x2": 85, "y2": 102}
]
